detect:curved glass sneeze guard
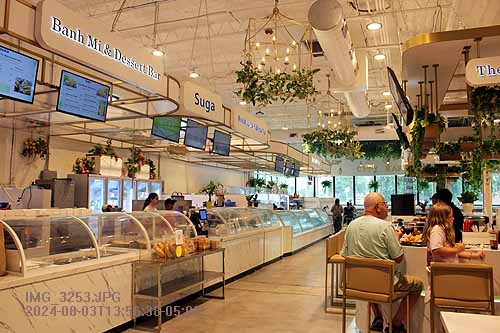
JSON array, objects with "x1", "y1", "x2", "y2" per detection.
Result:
[
  {"x1": 129, "y1": 211, "x2": 174, "y2": 243},
  {"x1": 1, "y1": 216, "x2": 99, "y2": 275},
  {"x1": 303, "y1": 209, "x2": 327, "y2": 228},
  {"x1": 314, "y1": 208, "x2": 331, "y2": 224},
  {"x1": 206, "y1": 208, "x2": 270, "y2": 236},
  {"x1": 79, "y1": 213, "x2": 151, "y2": 258},
  {"x1": 255, "y1": 209, "x2": 282, "y2": 228},
  {"x1": 275, "y1": 211, "x2": 303, "y2": 235},
  {"x1": 155, "y1": 210, "x2": 197, "y2": 238}
]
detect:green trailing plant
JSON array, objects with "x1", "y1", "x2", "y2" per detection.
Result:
[
  {"x1": 303, "y1": 128, "x2": 364, "y2": 160},
  {"x1": 234, "y1": 61, "x2": 320, "y2": 107},
  {"x1": 368, "y1": 179, "x2": 379, "y2": 192},
  {"x1": 446, "y1": 165, "x2": 462, "y2": 174},
  {"x1": 266, "y1": 180, "x2": 276, "y2": 189},
  {"x1": 246, "y1": 177, "x2": 266, "y2": 188},
  {"x1": 200, "y1": 181, "x2": 222, "y2": 201},
  {"x1": 360, "y1": 140, "x2": 401, "y2": 161},
  {"x1": 88, "y1": 139, "x2": 118, "y2": 160},
  {"x1": 147, "y1": 159, "x2": 157, "y2": 180},
  {"x1": 126, "y1": 148, "x2": 146, "y2": 177},
  {"x1": 321, "y1": 180, "x2": 332, "y2": 191},
  {"x1": 436, "y1": 142, "x2": 460, "y2": 155},
  {"x1": 21, "y1": 137, "x2": 48, "y2": 160},
  {"x1": 417, "y1": 178, "x2": 430, "y2": 191},
  {"x1": 471, "y1": 85, "x2": 500, "y2": 138},
  {"x1": 460, "y1": 150, "x2": 483, "y2": 192},
  {"x1": 422, "y1": 164, "x2": 438, "y2": 175},
  {"x1": 458, "y1": 191, "x2": 478, "y2": 204},
  {"x1": 278, "y1": 183, "x2": 289, "y2": 190}
]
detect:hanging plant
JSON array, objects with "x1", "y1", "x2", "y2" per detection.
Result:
[
  {"x1": 360, "y1": 140, "x2": 401, "y2": 161},
  {"x1": 234, "y1": 61, "x2": 320, "y2": 107},
  {"x1": 303, "y1": 128, "x2": 363, "y2": 160},
  {"x1": 88, "y1": 139, "x2": 119, "y2": 161},
  {"x1": 147, "y1": 159, "x2": 157, "y2": 180},
  {"x1": 21, "y1": 137, "x2": 48, "y2": 160},
  {"x1": 368, "y1": 180, "x2": 379, "y2": 192},
  {"x1": 72, "y1": 157, "x2": 96, "y2": 174},
  {"x1": 126, "y1": 147, "x2": 146, "y2": 178}
]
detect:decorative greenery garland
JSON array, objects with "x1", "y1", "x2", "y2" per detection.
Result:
[
  {"x1": 360, "y1": 140, "x2": 401, "y2": 161},
  {"x1": 302, "y1": 128, "x2": 363, "y2": 160},
  {"x1": 234, "y1": 61, "x2": 320, "y2": 107},
  {"x1": 88, "y1": 139, "x2": 119, "y2": 160},
  {"x1": 72, "y1": 157, "x2": 96, "y2": 174},
  {"x1": 21, "y1": 137, "x2": 48, "y2": 160}
]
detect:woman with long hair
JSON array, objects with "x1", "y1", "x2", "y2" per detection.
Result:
[
  {"x1": 143, "y1": 193, "x2": 159, "y2": 212},
  {"x1": 424, "y1": 203, "x2": 484, "y2": 265},
  {"x1": 331, "y1": 198, "x2": 343, "y2": 234}
]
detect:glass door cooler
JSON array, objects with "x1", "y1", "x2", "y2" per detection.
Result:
[{"x1": 107, "y1": 178, "x2": 122, "y2": 208}]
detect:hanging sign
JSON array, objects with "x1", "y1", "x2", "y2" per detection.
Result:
[
  {"x1": 181, "y1": 81, "x2": 224, "y2": 123},
  {"x1": 465, "y1": 56, "x2": 500, "y2": 87},
  {"x1": 232, "y1": 108, "x2": 269, "y2": 144},
  {"x1": 35, "y1": 0, "x2": 167, "y2": 95}
]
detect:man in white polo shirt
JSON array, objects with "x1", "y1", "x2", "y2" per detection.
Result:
[{"x1": 342, "y1": 193, "x2": 423, "y2": 333}]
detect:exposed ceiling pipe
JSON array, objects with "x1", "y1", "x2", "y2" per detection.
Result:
[{"x1": 308, "y1": 0, "x2": 371, "y2": 118}]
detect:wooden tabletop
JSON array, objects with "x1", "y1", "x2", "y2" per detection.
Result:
[{"x1": 440, "y1": 311, "x2": 500, "y2": 333}]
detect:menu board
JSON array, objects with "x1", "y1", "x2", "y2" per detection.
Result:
[
  {"x1": 0, "y1": 46, "x2": 39, "y2": 104},
  {"x1": 284, "y1": 160, "x2": 293, "y2": 176},
  {"x1": 293, "y1": 163, "x2": 300, "y2": 177},
  {"x1": 275, "y1": 156, "x2": 285, "y2": 173},
  {"x1": 151, "y1": 116, "x2": 182, "y2": 143},
  {"x1": 184, "y1": 119, "x2": 208, "y2": 150},
  {"x1": 57, "y1": 70, "x2": 109, "y2": 122},
  {"x1": 212, "y1": 130, "x2": 231, "y2": 156}
]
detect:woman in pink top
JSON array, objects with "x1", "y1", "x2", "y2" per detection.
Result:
[{"x1": 424, "y1": 203, "x2": 484, "y2": 266}]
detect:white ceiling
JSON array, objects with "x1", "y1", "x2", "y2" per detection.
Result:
[{"x1": 52, "y1": 0, "x2": 500, "y2": 134}]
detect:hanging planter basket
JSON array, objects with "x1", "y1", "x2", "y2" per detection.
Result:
[{"x1": 439, "y1": 153, "x2": 461, "y2": 161}]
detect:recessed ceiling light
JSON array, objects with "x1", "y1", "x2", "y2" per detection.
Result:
[
  {"x1": 374, "y1": 53, "x2": 386, "y2": 61},
  {"x1": 382, "y1": 91, "x2": 391, "y2": 97},
  {"x1": 281, "y1": 126, "x2": 288, "y2": 130},
  {"x1": 151, "y1": 49, "x2": 164, "y2": 57},
  {"x1": 239, "y1": 101, "x2": 247, "y2": 105},
  {"x1": 189, "y1": 69, "x2": 200, "y2": 78},
  {"x1": 494, "y1": 119, "x2": 500, "y2": 123},
  {"x1": 367, "y1": 22, "x2": 382, "y2": 31},
  {"x1": 385, "y1": 104, "x2": 393, "y2": 109}
]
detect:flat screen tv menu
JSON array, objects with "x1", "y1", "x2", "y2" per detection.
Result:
[
  {"x1": 57, "y1": 70, "x2": 110, "y2": 122},
  {"x1": 0, "y1": 46, "x2": 39, "y2": 103}
]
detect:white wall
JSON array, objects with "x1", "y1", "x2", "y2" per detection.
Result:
[{"x1": 0, "y1": 127, "x2": 246, "y2": 193}]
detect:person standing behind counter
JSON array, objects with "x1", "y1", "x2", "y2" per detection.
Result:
[
  {"x1": 143, "y1": 193, "x2": 160, "y2": 212},
  {"x1": 331, "y1": 198, "x2": 343, "y2": 234}
]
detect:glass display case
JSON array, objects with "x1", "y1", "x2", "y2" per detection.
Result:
[
  {"x1": 294, "y1": 210, "x2": 315, "y2": 232},
  {"x1": 78, "y1": 213, "x2": 151, "y2": 257},
  {"x1": 255, "y1": 209, "x2": 282, "y2": 228},
  {"x1": 137, "y1": 181, "x2": 149, "y2": 200},
  {"x1": 107, "y1": 178, "x2": 122, "y2": 208},
  {"x1": 155, "y1": 211, "x2": 197, "y2": 238},
  {"x1": 206, "y1": 208, "x2": 267, "y2": 236},
  {"x1": 151, "y1": 182, "x2": 163, "y2": 197},
  {"x1": 0, "y1": 216, "x2": 99, "y2": 275},
  {"x1": 275, "y1": 211, "x2": 303, "y2": 235},
  {"x1": 123, "y1": 179, "x2": 135, "y2": 213},
  {"x1": 130, "y1": 212, "x2": 175, "y2": 243},
  {"x1": 302, "y1": 209, "x2": 326, "y2": 228},
  {"x1": 89, "y1": 176, "x2": 106, "y2": 213},
  {"x1": 314, "y1": 208, "x2": 331, "y2": 224}
]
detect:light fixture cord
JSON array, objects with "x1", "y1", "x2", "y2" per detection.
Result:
[
  {"x1": 153, "y1": 1, "x2": 159, "y2": 48},
  {"x1": 205, "y1": 0, "x2": 216, "y2": 79},
  {"x1": 189, "y1": 0, "x2": 204, "y2": 72}
]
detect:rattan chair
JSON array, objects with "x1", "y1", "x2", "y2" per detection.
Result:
[
  {"x1": 430, "y1": 262, "x2": 495, "y2": 333},
  {"x1": 325, "y1": 229, "x2": 345, "y2": 312},
  {"x1": 342, "y1": 256, "x2": 410, "y2": 333}
]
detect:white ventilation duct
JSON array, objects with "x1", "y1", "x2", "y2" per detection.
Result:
[{"x1": 308, "y1": 0, "x2": 371, "y2": 118}]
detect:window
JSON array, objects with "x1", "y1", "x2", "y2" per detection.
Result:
[
  {"x1": 397, "y1": 176, "x2": 417, "y2": 196},
  {"x1": 492, "y1": 173, "x2": 500, "y2": 206},
  {"x1": 355, "y1": 176, "x2": 373, "y2": 206},
  {"x1": 418, "y1": 181, "x2": 436, "y2": 205},
  {"x1": 316, "y1": 176, "x2": 333, "y2": 198},
  {"x1": 296, "y1": 176, "x2": 314, "y2": 197},
  {"x1": 335, "y1": 176, "x2": 354, "y2": 205},
  {"x1": 377, "y1": 175, "x2": 396, "y2": 205},
  {"x1": 448, "y1": 177, "x2": 463, "y2": 206}
]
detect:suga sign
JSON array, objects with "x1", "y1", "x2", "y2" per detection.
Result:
[
  {"x1": 182, "y1": 81, "x2": 223, "y2": 123},
  {"x1": 465, "y1": 56, "x2": 500, "y2": 87}
]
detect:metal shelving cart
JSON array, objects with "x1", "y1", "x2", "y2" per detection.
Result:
[{"x1": 132, "y1": 248, "x2": 225, "y2": 332}]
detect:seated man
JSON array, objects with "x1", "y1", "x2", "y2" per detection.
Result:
[{"x1": 342, "y1": 193, "x2": 423, "y2": 333}]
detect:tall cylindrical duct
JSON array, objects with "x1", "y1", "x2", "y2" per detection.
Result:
[{"x1": 308, "y1": 0, "x2": 371, "y2": 118}]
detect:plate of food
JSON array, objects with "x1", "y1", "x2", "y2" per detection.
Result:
[{"x1": 400, "y1": 233, "x2": 425, "y2": 246}]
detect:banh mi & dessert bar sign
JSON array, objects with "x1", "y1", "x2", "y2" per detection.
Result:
[
  {"x1": 35, "y1": 0, "x2": 167, "y2": 95},
  {"x1": 465, "y1": 56, "x2": 500, "y2": 87}
]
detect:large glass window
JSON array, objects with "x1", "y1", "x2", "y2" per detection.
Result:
[
  {"x1": 316, "y1": 176, "x2": 333, "y2": 198},
  {"x1": 296, "y1": 176, "x2": 314, "y2": 197},
  {"x1": 377, "y1": 176, "x2": 396, "y2": 205},
  {"x1": 448, "y1": 177, "x2": 463, "y2": 206},
  {"x1": 335, "y1": 176, "x2": 354, "y2": 205},
  {"x1": 418, "y1": 181, "x2": 436, "y2": 205},
  {"x1": 492, "y1": 173, "x2": 500, "y2": 206},
  {"x1": 397, "y1": 176, "x2": 417, "y2": 196},
  {"x1": 354, "y1": 176, "x2": 373, "y2": 206}
]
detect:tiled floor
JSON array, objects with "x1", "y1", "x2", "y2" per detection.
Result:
[{"x1": 127, "y1": 242, "x2": 356, "y2": 333}]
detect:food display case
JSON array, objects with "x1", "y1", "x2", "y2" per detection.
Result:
[
  {"x1": 130, "y1": 212, "x2": 175, "y2": 244},
  {"x1": 302, "y1": 209, "x2": 327, "y2": 229},
  {"x1": 275, "y1": 211, "x2": 303, "y2": 234},
  {"x1": 0, "y1": 215, "x2": 99, "y2": 275},
  {"x1": 78, "y1": 213, "x2": 151, "y2": 256},
  {"x1": 314, "y1": 208, "x2": 331, "y2": 224},
  {"x1": 255, "y1": 209, "x2": 282, "y2": 228},
  {"x1": 206, "y1": 208, "x2": 267, "y2": 236},
  {"x1": 155, "y1": 210, "x2": 198, "y2": 238}
]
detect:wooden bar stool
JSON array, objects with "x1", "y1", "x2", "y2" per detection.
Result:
[{"x1": 325, "y1": 229, "x2": 345, "y2": 312}]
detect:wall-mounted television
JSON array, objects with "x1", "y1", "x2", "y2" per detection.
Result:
[
  {"x1": 387, "y1": 67, "x2": 413, "y2": 126},
  {"x1": 57, "y1": 70, "x2": 109, "y2": 122},
  {"x1": 392, "y1": 113, "x2": 409, "y2": 150},
  {"x1": 184, "y1": 119, "x2": 208, "y2": 150},
  {"x1": 284, "y1": 160, "x2": 293, "y2": 176},
  {"x1": 293, "y1": 163, "x2": 300, "y2": 177},
  {"x1": 391, "y1": 194, "x2": 415, "y2": 216},
  {"x1": 0, "y1": 45, "x2": 39, "y2": 104},
  {"x1": 212, "y1": 130, "x2": 231, "y2": 156},
  {"x1": 151, "y1": 116, "x2": 181, "y2": 143},
  {"x1": 275, "y1": 155, "x2": 285, "y2": 173}
]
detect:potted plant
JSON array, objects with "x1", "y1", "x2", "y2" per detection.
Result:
[
  {"x1": 21, "y1": 137, "x2": 48, "y2": 161},
  {"x1": 368, "y1": 179, "x2": 379, "y2": 192},
  {"x1": 303, "y1": 128, "x2": 364, "y2": 160},
  {"x1": 458, "y1": 191, "x2": 478, "y2": 216},
  {"x1": 147, "y1": 159, "x2": 157, "y2": 180},
  {"x1": 278, "y1": 183, "x2": 289, "y2": 194},
  {"x1": 72, "y1": 157, "x2": 96, "y2": 174},
  {"x1": 321, "y1": 180, "x2": 332, "y2": 192},
  {"x1": 437, "y1": 142, "x2": 461, "y2": 161},
  {"x1": 200, "y1": 181, "x2": 222, "y2": 207}
]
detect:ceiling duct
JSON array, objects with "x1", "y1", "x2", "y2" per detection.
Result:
[{"x1": 308, "y1": 0, "x2": 371, "y2": 118}]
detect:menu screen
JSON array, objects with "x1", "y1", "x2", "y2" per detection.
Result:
[
  {"x1": 284, "y1": 160, "x2": 293, "y2": 176},
  {"x1": 57, "y1": 70, "x2": 109, "y2": 122},
  {"x1": 212, "y1": 130, "x2": 231, "y2": 156},
  {"x1": 275, "y1": 156, "x2": 285, "y2": 173},
  {"x1": 293, "y1": 163, "x2": 300, "y2": 177},
  {"x1": 0, "y1": 46, "x2": 39, "y2": 104},
  {"x1": 184, "y1": 119, "x2": 208, "y2": 150},
  {"x1": 152, "y1": 116, "x2": 182, "y2": 143}
]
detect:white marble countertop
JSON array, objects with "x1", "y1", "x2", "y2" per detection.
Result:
[
  {"x1": 440, "y1": 311, "x2": 500, "y2": 333},
  {"x1": 0, "y1": 251, "x2": 141, "y2": 290}
]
